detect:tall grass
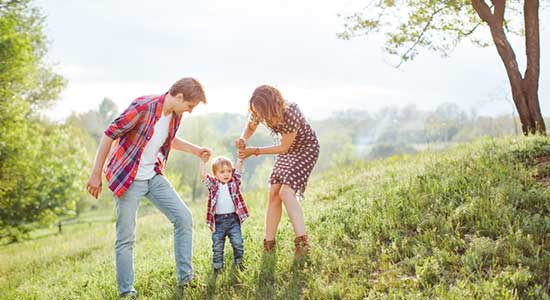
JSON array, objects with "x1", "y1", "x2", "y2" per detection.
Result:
[{"x1": 1, "y1": 136, "x2": 549, "y2": 299}]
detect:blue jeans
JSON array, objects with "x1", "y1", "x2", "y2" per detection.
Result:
[
  {"x1": 212, "y1": 213, "x2": 244, "y2": 269},
  {"x1": 114, "y1": 174, "x2": 193, "y2": 296}
]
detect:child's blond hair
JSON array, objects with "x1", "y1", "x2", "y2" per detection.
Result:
[{"x1": 211, "y1": 156, "x2": 233, "y2": 174}]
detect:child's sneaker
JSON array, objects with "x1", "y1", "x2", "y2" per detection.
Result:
[
  {"x1": 119, "y1": 291, "x2": 137, "y2": 300},
  {"x1": 234, "y1": 263, "x2": 245, "y2": 271}
]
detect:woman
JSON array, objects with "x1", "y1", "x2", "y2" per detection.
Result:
[{"x1": 236, "y1": 85, "x2": 320, "y2": 256}]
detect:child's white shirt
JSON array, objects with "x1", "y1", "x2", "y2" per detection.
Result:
[{"x1": 215, "y1": 182, "x2": 236, "y2": 214}]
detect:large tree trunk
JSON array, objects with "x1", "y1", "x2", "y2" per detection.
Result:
[
  {"x1": 489, "y1": 21, "x2": 534, "y2": 135},
  {"x1": 523, "y1": 0, "x2": 546, "y2": 134},
  {"x1": 471, "y1": 0, "x2": 545, "y2": 135}
]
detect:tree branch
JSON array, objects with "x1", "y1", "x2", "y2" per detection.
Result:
[
  {"x1": 437, "y1": 20, "x2": 484, "y2": 36},
  {"x1": 343, "y1": 5, "x2": 387, "y2": 38},
  {"x1": 471, "y1": 0, "x2": 494, "y2": 23},
  {"x1": 396, "y1": 6, "x2": 446, "y2": 68}
]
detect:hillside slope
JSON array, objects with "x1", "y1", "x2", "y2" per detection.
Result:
[
  {"x1": 0, "y1": 137, "x2": 549, "y2": 299},
  {"x1": 307, "y1": 136, "x2": 550, "y2": 299}
]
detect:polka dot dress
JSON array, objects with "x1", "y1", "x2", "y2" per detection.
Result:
[{"x1": 268, "y1": 102, "x2": 320, "y2": 198}]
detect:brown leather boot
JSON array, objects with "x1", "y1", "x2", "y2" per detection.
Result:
[
  {"x1": 294, "y1": 235, "x2": 310, "y2": 257},
  {"x1": 263, "y1": 239, "x2": 276, "y2": 253}
]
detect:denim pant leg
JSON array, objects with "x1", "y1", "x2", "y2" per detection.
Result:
[
  {"x1": 212, "y1": 221, "x2": 227, "y2": 269},
  {"x1": 115, "y1": 180, "x2": 148, "y2": 296},
  {"x1": 228, "y1": 216, "x2": 244, "y2": 265},
  {"x1": 146, "y1": 175, "x2": 194, "y2": 284}
]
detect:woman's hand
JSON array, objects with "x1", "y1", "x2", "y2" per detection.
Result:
[
  {"x1": 235, "y1": 137, "x2": 246, "y2": 150},
  {"x1": 237, "y1": 147, "x2": 255, "y2": 160}
]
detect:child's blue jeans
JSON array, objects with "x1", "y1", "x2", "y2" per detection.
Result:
[{"x1": 212, "y1": 213, "x2": 243, "y2": 269}]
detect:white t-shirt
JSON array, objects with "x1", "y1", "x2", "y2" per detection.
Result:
[
  {"x1": 215, "y1": 183, "x2": 236, "y2": 214},
  {"x1": 135, "y1": 113, "x2": 172, "y2": 180}
]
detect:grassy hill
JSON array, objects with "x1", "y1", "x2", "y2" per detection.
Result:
[{"x1": 1, "y1": 137, "x2": 549, "y2": 299}]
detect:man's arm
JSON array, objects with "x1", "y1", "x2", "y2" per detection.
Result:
[
  {"x1": 87, "y1": 135, "x2": 115, "y2": 199},
  {"x1": 87, "y1": 100, "x2": 143, "y2": 199},
  {"x1": 173, "y1": 137, "x2": 211, "y2": 158}
]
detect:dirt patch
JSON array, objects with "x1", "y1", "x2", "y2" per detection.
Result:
[{"x1": 533, "y1": 155, "x2": 550, "y2": 188}]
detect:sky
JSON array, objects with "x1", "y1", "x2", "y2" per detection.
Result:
[{"x1": 36, "y1": 0, "x2": 550, "y2": 121}]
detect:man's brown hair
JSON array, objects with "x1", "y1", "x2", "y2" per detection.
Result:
[{"x1": 169, "y1": 77, "x2": 207, "y2": 104}]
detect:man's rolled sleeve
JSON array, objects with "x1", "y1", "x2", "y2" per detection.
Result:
[{"x1": 104, "y1": 106, "x2": 142, "y2": 139}]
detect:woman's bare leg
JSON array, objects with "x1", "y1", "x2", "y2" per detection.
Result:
[
  {"x1": 265, "y1": 184, "x2": 283, "y2": 241},
  {"x1": 279, "y1": 184, "x2": 307, "y2": 237}
]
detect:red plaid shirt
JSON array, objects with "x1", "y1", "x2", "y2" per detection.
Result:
[
  {"x1": 103, "y1": 93, "x2": 182, "y2": 197},
  {"x1": 203, "y1": 169, "x2": 249, "y2": 231}
]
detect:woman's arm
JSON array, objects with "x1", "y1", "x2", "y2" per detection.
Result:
[
  {"x1": 235, "y1": 121, "x2": 258, "y2": 150},
  {"x1": 241, "y1": 121, "x2": 258, "y2": 140},
  {"x1": 238, "y1": 131, "x2": 297, "y2": 159}
]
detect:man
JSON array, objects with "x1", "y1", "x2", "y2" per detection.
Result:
[{"x1": 86, "y1": 77, "x2": 211, "y2": 299}]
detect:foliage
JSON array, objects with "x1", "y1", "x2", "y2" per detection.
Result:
[
  {"x1": 337, "y1": 0, "x2": 523, "y2": 65},
  {"x1": 0, "y1": 0, "x2": 86, "y2": 241},
  {"x1": 66, "y1": 98, "x2": 119, "y2": 142},
  {"x1": 0, "y1": 109, "x2": 87, "y2": 241},
  {"x1": 0, "y1": 0, "x2": 65, "y2": 109},
  {"x1": 317, "y1": 129, "x2": 357, "y2": 171}
]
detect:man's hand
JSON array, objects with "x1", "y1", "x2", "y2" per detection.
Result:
[
  {"x1": 87, "y1": 171, "x2": 102, "y2": 199},
  {"x1": 198, "y1": 147, "x2": 212, "y2": 161},
  {"x1": 200, "y1": 151, "x2": 210, "y2": 163},
  {"x1": 235, "y1": 137, "x2": 246, "y2": 150}
]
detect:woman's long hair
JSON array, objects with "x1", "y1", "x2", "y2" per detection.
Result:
[{"x1": 249, "y1": 85, "x2": 287, "y2": 129}]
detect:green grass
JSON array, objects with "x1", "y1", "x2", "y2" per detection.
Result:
[{"x1": 1, "y1": 136, "x2": 549, "y2": 299}]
